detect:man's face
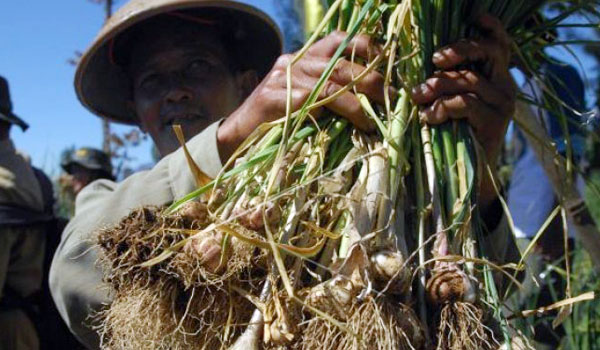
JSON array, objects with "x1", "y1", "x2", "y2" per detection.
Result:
[
  {"x1": 129, "y1": 26, "x2": 244, "y2": 156},
  {"x1": 69, "y1": 164, "x2": 95, "y2": 195}
]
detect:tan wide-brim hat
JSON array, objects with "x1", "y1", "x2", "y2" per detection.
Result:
[{"x1": 75, "y1": 0, "x2": 283, "y2": 125}]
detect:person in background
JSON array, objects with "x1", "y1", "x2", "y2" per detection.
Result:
[
  {"x1": 58, "y1": 147, "x2": 115, "y2": 218},
  {"x1": 508, "y1": 61, "x2": 587, "y2": 246},
  {"x1": 507, "y1": 60, "x2": 587, "y2": 349},
  {"x1": 0, "y1": 75, "x2": 53, "y2": 350},
  {"x1": 61, "y1": 147, "x2": 115, "y2": 196}
]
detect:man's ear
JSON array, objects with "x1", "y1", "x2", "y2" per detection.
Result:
[
  {"x1": 126, "y1": 100, "x2": 146, "y2": 133},
  {"x1": 236, "y1": 70, "x2": 259, "y2": 99}
]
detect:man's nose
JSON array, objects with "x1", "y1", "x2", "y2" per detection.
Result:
[{"x1": 164, "y1": 83, "x2": 193, "y2": 104}]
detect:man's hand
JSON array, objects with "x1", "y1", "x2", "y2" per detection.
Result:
[
  {"x1": 410, "y1": 14, "x2": 516, "y2": 209},
  {"x1": 217, "y1": 31, "x2": 387, "y2": 160}
]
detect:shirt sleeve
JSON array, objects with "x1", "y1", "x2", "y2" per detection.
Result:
[
  {"x1": 0, "y1": 142, "x2": 44, "y2": 212},
  {"x1": 49, "y1": 120, "x2": 223, "y2": 349}
]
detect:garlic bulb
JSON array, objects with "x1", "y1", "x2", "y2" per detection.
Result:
[
  {"x1": 178, "y1": 200, "x2": 208, "y2": 222},
  {"x1": 426, "y1": 267, "x2": 478, "y2": 305},
  {"x1": 370, "y1": 250, "x2": 411, "y2": 295}
]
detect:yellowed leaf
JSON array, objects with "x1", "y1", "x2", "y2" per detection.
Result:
[{"x1": 173, "y1": 124, "x2": 212, "y2": 188}]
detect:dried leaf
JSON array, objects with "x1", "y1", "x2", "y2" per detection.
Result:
[
  {"x1": 509, "y1": 292, "x2": 595, "y2": 320},
  {"x1": 173, "y1": 124, "x2": 213, "y2": 188}
]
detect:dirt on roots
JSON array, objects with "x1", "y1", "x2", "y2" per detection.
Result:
[{"x1": 96, "y1": 206, "x2": 266, "y2": 349}]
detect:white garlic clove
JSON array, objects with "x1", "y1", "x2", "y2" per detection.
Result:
[{"x1": 371, "y1": 250, "x2": 405, "y2": 280}]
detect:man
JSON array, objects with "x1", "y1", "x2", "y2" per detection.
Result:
[
  {"x1": 61, "y1": 147, "x2": 115, "y2": 196},
  {"x1": 0, "y1": 76, "x2": 53, "y2": 350},
  {"x1": 49, "y1": 0, "x2": 518, "y2": 348},
  {"x1": 58, "y1": 147, "x2": 114, "y2": 217}
]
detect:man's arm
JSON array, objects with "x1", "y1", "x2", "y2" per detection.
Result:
[{"x1": 49, "y1": 121, "x2": 222, "y2": 349}]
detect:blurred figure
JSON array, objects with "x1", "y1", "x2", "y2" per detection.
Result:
[
  {"x1": 508, "y1": 61, "x2": 586, "y2": 245},
  {"x1": 0, "y1": 76, "x2": 52, "y2": 350},
  {"x1": 61, "y1": 147, "x2": 114, "y2": 196},
  {"x1": 507, "y1": 60, "x2": 587, "y2": 349},
  {"x1": 57, "y1": 147, "x2": 114, "y2": 218},
  {"x1": 508, "y1": 61, "x2": 586, "y2": 269}
]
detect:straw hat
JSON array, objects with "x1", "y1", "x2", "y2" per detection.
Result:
[{"x1": 75, "y1": 0, "x2": 283, "y2": 125}]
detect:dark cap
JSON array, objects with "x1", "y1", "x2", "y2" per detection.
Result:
[
  {"x1": 61, "y1": 147, "x2": 114, "y2": 178},
  {"x1": 0, "y1": 76, "x2": 29, "y2": 131}
]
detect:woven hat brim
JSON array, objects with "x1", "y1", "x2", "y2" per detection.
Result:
[{"x1": 75, "y1": 0, "x2": 283, "y2": 125}]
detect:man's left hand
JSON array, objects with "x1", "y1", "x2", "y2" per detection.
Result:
[{"x1": 410, "y1": 14, "x2": 517, "y2": 208}]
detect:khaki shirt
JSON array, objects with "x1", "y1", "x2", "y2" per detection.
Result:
[{"x1": 49, "y1": 121, "x2": 520, "y2": 349}]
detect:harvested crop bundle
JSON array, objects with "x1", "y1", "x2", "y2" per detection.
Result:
[
  {"x1": 96, "y1": 205, "x2": 265, "y2": 349},
  {"x1": 95, "y1": 0, "x2": 599, "y2": 349}
]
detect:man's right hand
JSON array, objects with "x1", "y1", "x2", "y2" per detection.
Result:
[{"x1": 217, "y1": 31, "x2": 388, "y2": 161}]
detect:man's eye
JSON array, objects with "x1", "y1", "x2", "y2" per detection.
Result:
[
  {"x1": 186, "y1": 59, "x2": 211, "y2": 77},
  {"x1": 139, "y1": 74, "x2": 162, "y2": 91}
]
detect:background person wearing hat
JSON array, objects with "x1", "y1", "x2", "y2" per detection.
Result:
[
  {"x1": 60, "y1": 146, "x2": 115, "y2": 197},
  {"x1": 0, "y1": 76, "x2": 54, "y2": 350},
  {"x1": 58, "y1": 147, "x2": 115, "y2": 219},
  {"x1": 0, "y1": 77, "x2": 30, "y2": 133},
  {"x1": 49, "y1": 0, "x2": 519, "y2": 348}
]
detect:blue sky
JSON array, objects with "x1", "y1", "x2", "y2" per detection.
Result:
[
  {"x1": 1, "y1": 1, "x2": 598, "y2": 176},
  {"x1": 0, "y1": 0, "x2": 152, "y2": 176}
]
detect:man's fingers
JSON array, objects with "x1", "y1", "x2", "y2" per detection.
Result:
[
  {"x1": 331, "y1": 59, "x2": 388, "y2": 105},
  {"x1": 319, "y1": 80, "x2": 374, "y2": 131},
  {"x1": 431, "y1": 15, "x2": 512, "y2": 82},
  {"x1": 299, "y1": 57, "x2": 387, "y2": 105},
  {"x1": 419, "y1": 93, "x2": 507, "y2": 134},
  {"x1": 411, "y1": 70, "x2": 512, "y2": 115},
  {"x1": 301, "y1": 85, "x2": 373, "y2": 131},
  {"x1": 299, "y1": 64, "x2": 376, "y2": 131},
  {"x1": 432, "y1": 39, "x2": 508, "y2": 73},
  {"x1": 267, "y1": 78, "x2": 372, "y2": 131},
  {"x1": 294, "y1": 75, "x2": 374, "y2": 131},
  {"x1": 308, "y1": 31, "x2": 381, "y2": 61}
]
